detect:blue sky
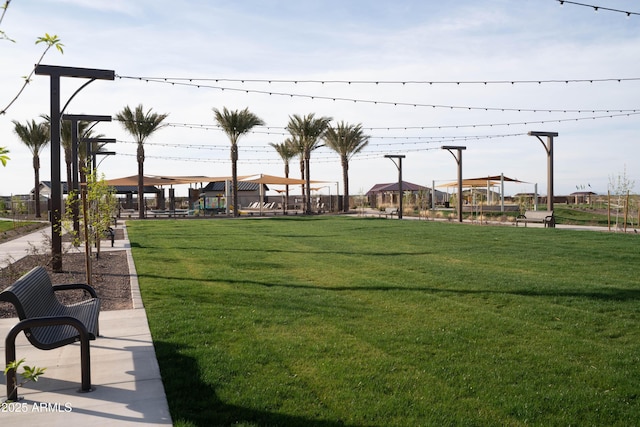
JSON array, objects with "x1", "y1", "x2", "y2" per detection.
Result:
[{"x1": 1, "y1": 0, "x2": 638, "y2": 197}]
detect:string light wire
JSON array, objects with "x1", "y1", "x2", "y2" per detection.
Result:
[
  {"x1": 116, "y1": 75, "x2": 639, "y2": 114},
  {"x1": 557, "y1": 0, "x2": 640, "y2": 17}
]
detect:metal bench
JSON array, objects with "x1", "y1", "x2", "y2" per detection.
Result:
[
  {"x1": 104, "y1": 226, "x2": 115, "y2": 247},
  {"x1": 0, "y1": 266, "x2": 100, "y2": 401},
  {"x1": 516, "y1": 210, "x2": 555, "y2": 228},
  {"x1": 379, "y1": 207, "x2": 399, "y2": 218}
]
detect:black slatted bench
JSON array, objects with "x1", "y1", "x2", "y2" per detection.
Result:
[{"x1": 0, "y1": 266, "x2": 100, "y2": 401}]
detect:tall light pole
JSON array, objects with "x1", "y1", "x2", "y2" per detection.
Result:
[
  {"x1": 442, "y1": 146, "x2": 466, "y2": 222},
  {"x1": 528, "y1": 131, "x2": 558, "y2": 215},
  {"x1": 384, "y1": 155, "x2": 406, "y2": 219},
  {"x1": 36, "y1": 65, "x2": 114, "y2": 272},
  {"x1": 62, "y1": 114, "x2": 111, "y2": 235}
]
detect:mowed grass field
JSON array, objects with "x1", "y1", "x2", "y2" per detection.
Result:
[{"x1": 127, "y1": 217, "x2": 640, "y2": 427}]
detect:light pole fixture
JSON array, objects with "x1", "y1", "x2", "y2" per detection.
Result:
[
  {"x1": 384, "y1": 154, "x2": 406, "y2": 219},
  {"x1": 441, "y1": 146, "x2": 466, "y2": 222},
  {"x1": 36, "y1": 64, "x2": 114, "y2": 272},
  {"x1": 62, "y1": 115, "x2": 111, "y2": 193},
  {"x1": 62, "y1": 115, "x2": 111, "y2": 236},
  {"x1": 527, "y1": 131, "x2": 558, "y2": 215},
  {"x1": 80, "y1": 137, "x2": 116, "y2": 171}
]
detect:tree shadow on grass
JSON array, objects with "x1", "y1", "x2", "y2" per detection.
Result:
[
  {"x1": 154, "y1": 340, "x2": 363, "y2": 427},
  {"x1": 139, "y1": 272, "x2": 640, "y2": 303}
]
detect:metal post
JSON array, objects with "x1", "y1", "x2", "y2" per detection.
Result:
[
  {"x1": 384, "y1": 155, "x2": 406, "y2": 219},
  {"x1": 442, "y1": 146, "x2": 467, "y2": 222},
  {"x1": 528, "y1": 131, "x2": 558, "y2": 213},
  {"x1": 62, "y1": 115, "x2": 111, "y2": 235},
  {"x1": 432, "y1": 180, "x2": 436, "y2": 210},
  {"x1": 500, "y1": 173, "x2": 505, "y2": 212},
  {"x1": 35, "y1": 65, "x2": 114, "y2": 272}
]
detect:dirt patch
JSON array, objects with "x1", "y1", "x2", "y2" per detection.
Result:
[{"x1": 0, "y1": 246, "x2": 133, "y2": 319}]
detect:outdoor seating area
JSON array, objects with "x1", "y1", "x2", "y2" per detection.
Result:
[
  {"x1": 379, "y1": 207, "x2": 399, "y2": 218},
  {"x1": 516, "y1": 210, "x2": 555, "y2": 227},
  {"x1": 0, "y1": 223, "x2": 172, "y2": 425},
  {"x1": 0, "y1": 266, "x2": 101, "y2": 401}
]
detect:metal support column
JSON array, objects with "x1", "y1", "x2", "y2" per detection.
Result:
[
  {"x1": 528, "y1": 131, "x2": 558, "y2": 214},
  {"x1": 442, "y1": 146, "x2": 467, "y2": 222},
  {"x1": 35, "y1": 65, "x2": 114, "y2": 271},
  {"x1": 384, "y1": 155, "x2": 406, "y2": 219}
]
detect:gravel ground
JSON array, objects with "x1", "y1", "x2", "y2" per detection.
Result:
[{"x1": 0, "y1": 229, "x2": 133, "y2": 318}]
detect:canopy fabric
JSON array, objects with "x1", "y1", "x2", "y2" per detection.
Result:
[
  {"x1": 437, "y1": 175, "x2": 525, "y2": 188},
  {"x1": 438, "y1": 179, "x2": 501, "y2": 188},
  {"x1": 241, "y1": 174, "x2": 307, "y2": 185},
  {"x1": 105, "y1": 175, "x2": 248, "y2": 186},
  {"x1": 105, "y1": 174, "x2": 322, "y2": 187}
]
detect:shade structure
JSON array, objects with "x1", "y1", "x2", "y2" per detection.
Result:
[
  {"x1": 437, "y1": 175, "x2": 526, "y2": 188},
  {"x1": 105, "y1": 175, "x2": 250, "y2": 187},
  {"x1": 105, "y1": 174, "x2": 326, "y2": 188},
  {"x1": 240, "y1": 174, "x2": 307, "y2": 185}
]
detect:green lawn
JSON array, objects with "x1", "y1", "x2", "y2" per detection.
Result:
[
  {"x1": 0, "y1": 220, "x2": 39, "y2": 233},
  {"x1": 128, "y1": 217, "x2": 640, "y2": 427}
]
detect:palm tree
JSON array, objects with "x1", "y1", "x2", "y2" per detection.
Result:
[
  {"x1": 12, "y1": 119, "x2": 50, "y2": 217},
  {"x1": 269, "y1": 138, "x2": 297, "y2": 213},
  {"x1": 213, "y1": 107, "x2": 265, "y2": 217},
  {"x1": 286, "y1": 113, "x2": 332, "y2": 214},
  {"x1": 0, "y1": 146, "x2": 9, "y2": 166},
  {"x1": 116, "y1": 104, "x2": 168, "y2": 219},
  {"x1": 323, "y1": 122, "x2": 369, "y2": 212}
]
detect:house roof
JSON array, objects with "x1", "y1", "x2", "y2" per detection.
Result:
[
  {"x1": 366, "y1": 181, "x2": 428, "y2": 195},
  {"x1": 38, "y1": 181, "x2": 69, "y2": 193},
  {"x1": 570, "y1": 191, "x2": 597, "y2": 196},
  {"x1": 36, "y1": 181, "x2": 159, "y2": 195}
]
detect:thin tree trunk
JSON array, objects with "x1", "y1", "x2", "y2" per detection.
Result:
[
  {"x1": 305, "y1": 154, "x2": 312, "y2": 214},
  {"x1": 137, "y1": 143, "x2": 145, "y2": 219},
  {"x1": 342, "y1": 156, "x2": 349, "y2": 213},
  {"x1": 66, "y1": 157, "x2": 80, "y2": 235},
  {"x1": 299, "y1": 157, "x2": 305, "y2": 213},
  {"x1": 33, "y1": 155, "x2": 41, "y2": 218},
  {"x1": 284, "y1": 163, "x2": 289, "y2": 214},
  {"x1": 231, "y1": 144, "x2": 239, "y2": 217}
]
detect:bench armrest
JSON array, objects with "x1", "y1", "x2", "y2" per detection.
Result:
[{"x1": 52, "y1": 283, "x2": 99, "y2": 298}]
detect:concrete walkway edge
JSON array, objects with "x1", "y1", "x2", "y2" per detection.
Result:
[{"x1": 0, "y1": 222, "x2": 173, "y2": 426}]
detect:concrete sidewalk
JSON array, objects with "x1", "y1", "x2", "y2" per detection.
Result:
[{"x1": 0, "y1": 223, "x2": 172, "y2": 426}]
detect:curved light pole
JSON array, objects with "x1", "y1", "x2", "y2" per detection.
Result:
[
  {"x1": 528, "y1": 131, "x2": 558, "y2": 215},
  {"x1": 35, "y1": 65, "x2": 114, "y2": 271},
  {"x1": 442, "y1": 146, "x2": 466, "y2": 223},
  {"x1": 384, "y1": 155, "x2": 406, "y2": 219}
]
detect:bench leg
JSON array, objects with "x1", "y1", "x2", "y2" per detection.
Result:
[
  {"x1": 4, "y1": 318, "x2": 93, "y2": 401},
  {"x1": 79, "y1": 334, "x2": 92, "y2": 393},
  {"x1": 5, "y1": 330, "x2": 19, "y2": 401}
]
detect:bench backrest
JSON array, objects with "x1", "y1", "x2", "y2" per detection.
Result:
[
  {"x1": 385, "y1": 207, "x2": 397, "y2": 213},
  {"x1": 524, "y1": 210, "x2": 553, "y2": 219},
  {"x1": 0, "y1": 266, "x2": 66, "y2": 320}
]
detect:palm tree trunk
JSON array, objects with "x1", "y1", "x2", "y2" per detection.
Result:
[
  {"x1": 305, "y1": 154, "x2": 311, "y2": 214},
  {"x1": 66, "y1": 157, "x2": 80, "y2": 235},
  {"x1": 342, "y1": 156, "x2": 349, "y2": 213},
  {"x1": 284, "y1": 163, "x2": 289, "y2": 214},
  {"x1": 299, "y1": 157, "x2": 305, "y2": 213},
  {"x1": 231, "y1": 144, "x2": 239, "y2": 217},
  {"x1": 33, "y1": 155, "x2": 41, "y2": 218},
  {"x1": 137, "y1": 143, "x2": 145, "y2": 219}
]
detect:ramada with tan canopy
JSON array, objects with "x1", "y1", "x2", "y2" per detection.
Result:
[
  {"x1": 437, "y1": 175, "x2": 526, "y2": 188},
  {"x1": 105, "y1": 174, "x2": 317, "y2": 187}
]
